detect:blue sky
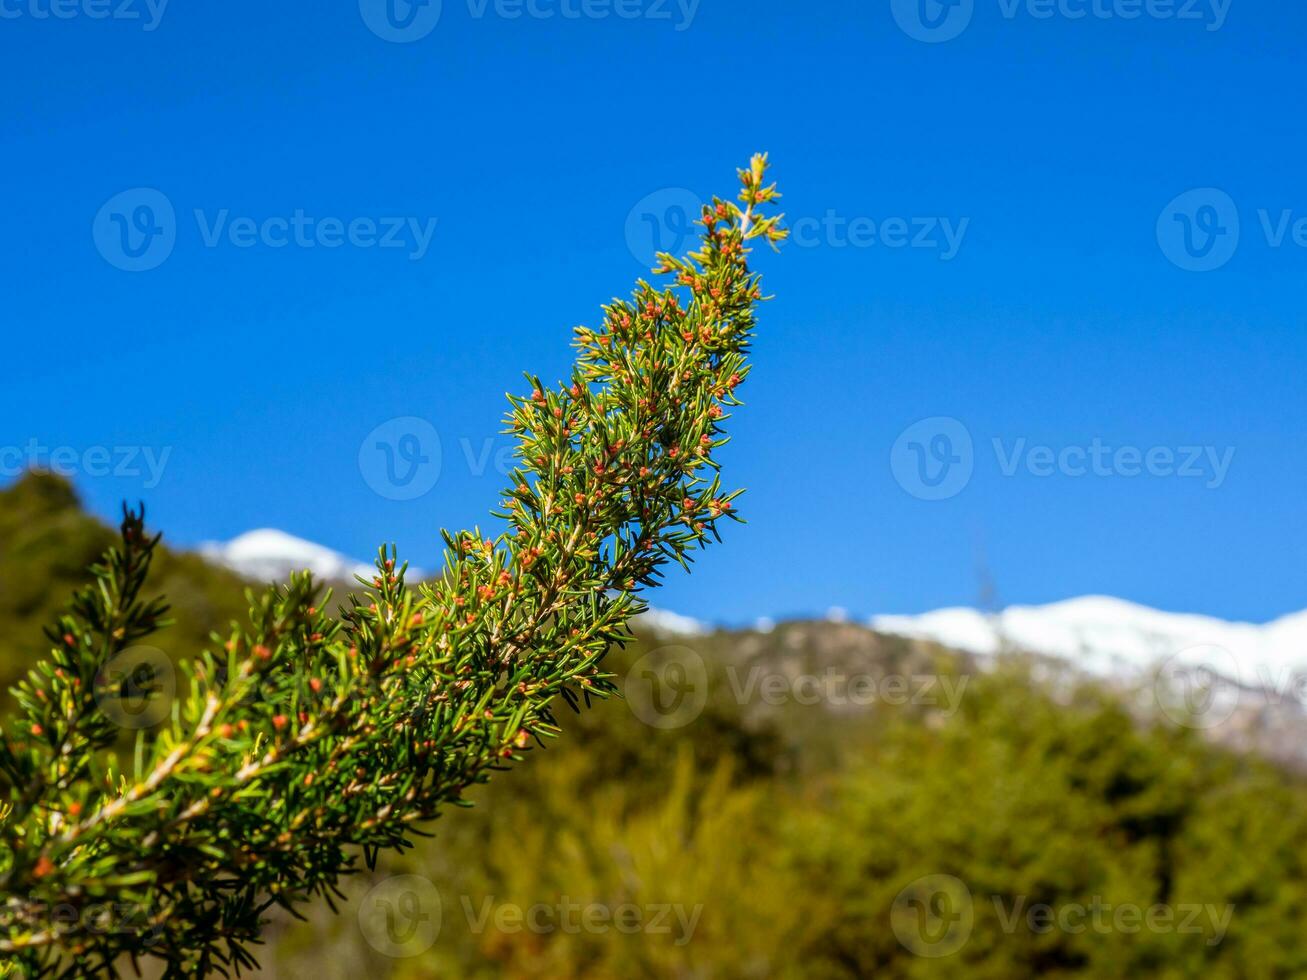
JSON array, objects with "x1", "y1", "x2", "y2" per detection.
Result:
[{"x1": 2, "y1": 0, "x2": 1304, "y2": 625}]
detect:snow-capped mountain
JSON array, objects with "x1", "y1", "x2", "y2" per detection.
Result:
[
  {"x1": 195, "y1": 529, "x2": 1306, "y2": 697},
  {"x1": 633, "y1": 608, "x2": 711, "y2": 637},
  {"x1": 872, "y1": 596, "x2": 1307, "y2": 693},
  {"x1": 187, "y1": 527, "x2": 1307, "y2": 759},
  {"x1": 199, "y1": 529, "x2": 378, "y2": 584}
]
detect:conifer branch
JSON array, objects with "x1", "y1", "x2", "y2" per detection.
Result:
[{"x1": 0, "y1": 155, "x2": 785, "y2": 977}]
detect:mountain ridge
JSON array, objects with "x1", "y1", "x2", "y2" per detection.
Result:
[{"x1": 194, "y1": 525, "x2": 1307, "y2": 700}]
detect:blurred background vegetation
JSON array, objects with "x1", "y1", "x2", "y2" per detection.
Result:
[{"x1": 3, "y1": 472, "x2": 1305, "y2": 979}]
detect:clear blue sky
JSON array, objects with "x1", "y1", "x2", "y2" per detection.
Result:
[{"x1": 2, "y1": 0, "x2": 1304, "y2": 625}]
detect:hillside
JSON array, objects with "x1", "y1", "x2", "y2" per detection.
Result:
[{"x1": 5, "y1": 472, "x2": 1307, "y2": 977}]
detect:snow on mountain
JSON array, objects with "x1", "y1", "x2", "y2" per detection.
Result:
[
  {"x1": 872, "y1": 596, "x2": 1307, "y2": 693},
  {"x1": 201, "y1": 530, "x2": 711, "y2": 634},
  {"x1": 192, "y1": 526, "x2": 1306, "y2": 702},
  {"x1": 199, "y1": 529, "x2": 377, "y2": 584},
  {"x1": 633, "y1": 608, "x2": 710, "y2": 637}
]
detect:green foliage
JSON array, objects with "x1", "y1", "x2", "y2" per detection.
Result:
[
  {"x1": 787, "y1": 665, "x2": 1307, "y2": 979},
  {"x1": 0, "y1": 157, "x2": 787, "y2": 977},
  {"x1": 2, "y1": 472, "x2": 1307, "y2": 978},
  {"x1": 0, "y1": 473, "x2": 250, "y2": 705},
  {"x1": 221, "y1": 650, "x2": 1307, "y2": 979}
]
